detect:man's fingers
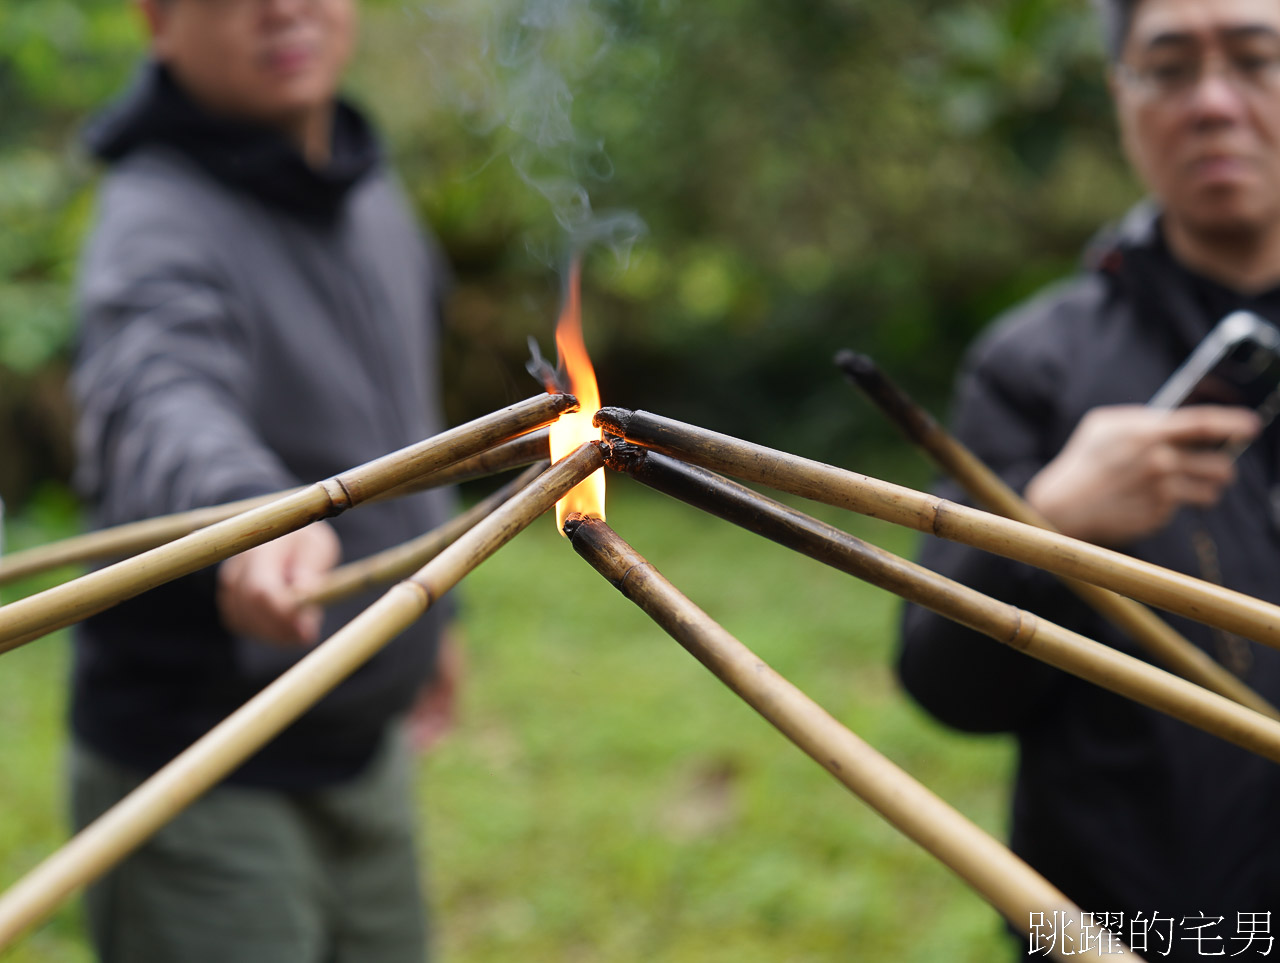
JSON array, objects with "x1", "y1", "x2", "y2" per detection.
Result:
[
  {"x1": 1169, "y1": 473, "x2": 1234, "y2": 509},
  {"x1": 217, "y1": 522, "x2": 340, "y2": 646},
  {"x1": 288, "y1": 525, "x2": 342, "y2": 585},
  {"x1": 1161, "y1": 405, "x2": 1262, "y2": 447},
  {"x1": 1157, "y1": 448, "x2": 1240, "y2": 510},
  {"x1": 221, "y1": 556, "x2": 310, "y2": 644},
  {"x1": 1174, "y1": 446, "x2": 1239, "y2": 484},
  {"x1": 292, "y1": 605, "x2": 324, "y2": 645},
  {"x1": 285, "y1": 524, "x2": 340, "y2": 643},
  {"x1": 245, "y1": 549, "x2": 300, "y2": 624}
]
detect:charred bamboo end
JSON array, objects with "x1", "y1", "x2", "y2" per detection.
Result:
[
  {"x1": 593, "y1": 406, "x2": 633, "y2": 436},
  {"x1": 562, "y1": 511, "x2": 593, "y2": 540},
  {"x1": 564, "y1": 515, "x2": 649, "y2": 592},
  {"x1": 833, "y1": 350, "x2": 878, "y2": 384},
  {"x1": 602, "y1": 443, "x2": 729, "y2": 513},
  {"x1": 602, "y1": 438, "x2": 650, "y2": 475},
  {"x1": 834, "y1": 350, "x2": 938, "y2": 445},
  {"x1": 549, "y1": 391, "x2": 581, "y2": 416}
]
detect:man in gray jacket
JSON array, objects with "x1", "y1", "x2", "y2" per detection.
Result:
[{"x1": 71, "y1": 0, "x2": 456, "y2": 959}]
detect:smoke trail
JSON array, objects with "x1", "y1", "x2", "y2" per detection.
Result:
[{"x1": 415, "y1": 0, "x2": 649, "y2": 269}]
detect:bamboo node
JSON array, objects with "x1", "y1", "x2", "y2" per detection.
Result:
[
  {"x1": 319, "y1": 477, "x2": 355, "y2": 516},
  {"x1": 402, "y1": 577, "x2": 435, "y2": 610},
  {"x1": 927, "y1": 496, "x2": 951, "y2": 537},
  {"x1": 1007, "y1": 609, "x2": 1038, "y2": 652},
  {"x1": 615, "y1": 560, "x2": 652, "y2": 593}
]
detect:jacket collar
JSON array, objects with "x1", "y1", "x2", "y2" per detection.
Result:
[
  {"x1": 1086, "y1": 201, "x2": 1280, "y2": 357},
  {"x1": 85, "y1": 61, "x2": 381, "y2": 221}
]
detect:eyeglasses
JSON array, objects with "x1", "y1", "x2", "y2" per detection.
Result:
[{"x1": 1116, "y1": 49, "x2": 1280, "y2": 103}]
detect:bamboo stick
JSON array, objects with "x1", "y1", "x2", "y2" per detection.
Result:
[
  {"x1": 0, "y1": 394, "x2": 575, "y2": 653},
  {"x1": 373, "y1": 426, "x2": 549, "y2": 501},
  {"x1": 0, "y1": 441, "x2": 604, "y2": 952},
  {"x1": 564, "y1": 514, "x2": 1118, "y2": 961},
  {"x1": 299, "y1": 462, "x2": 549, "y2": 607},
  {"x1": 0, "y1": 490, "x2": 295, "y2": 588},
  {"x1": 836, "y1": 351, "x2": 1279, "y2": 720},
  {"x1": 595, "y1": 407, "x2": 1280, "y2": 653},
  {"x1": 0, "y1": 428, "x2": 551, "y2": 589},
  {"x1": 608, "y1": 444, "x2": 1280, "y2": 763}
]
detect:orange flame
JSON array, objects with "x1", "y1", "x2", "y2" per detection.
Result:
[{"x1": 549, "y1": 258, "x2": 605, "y2": 532}]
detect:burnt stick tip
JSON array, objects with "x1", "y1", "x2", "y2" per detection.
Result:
[
  {"x1": 602, "y1": 439, "x2": 649, "y2": 475},
  {"x1": 833, "y1": 350, "x2": 882, "y2": 387},
  {"x1": 833, "y1": 350, "x2": 936, "y2": 445},
  {"x1": 562, "y1": 512, "x2": 592, "y2": 539},
  {"x1": 549, "y1": 392, "x2": 581, "y2": 414},
  {"x1": 593, "y1": 407, "x2": 633, "y2": 435}
]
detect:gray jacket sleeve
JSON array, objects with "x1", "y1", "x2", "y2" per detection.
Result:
[
  {"x1": 72, "y1": 193, "x2": 296, "y2": 526},
  {"x1": 897, "y1": 319, "x2": 1073, "y2": 733}
]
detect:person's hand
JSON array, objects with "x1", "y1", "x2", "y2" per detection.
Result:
[
  {"x1": 407, "y1": 627, "x2": 464, "y2": 754},
  {"x1": 1024, "y1": 404, "x2": 1261, "y2": 546},
  {"x1": 216, "y1": 521, "x2": 341, "y2": 646}
]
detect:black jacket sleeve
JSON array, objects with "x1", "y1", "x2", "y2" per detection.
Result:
[{"x1": 898, "y1": 313, "x2": 1075, "y2": 733}]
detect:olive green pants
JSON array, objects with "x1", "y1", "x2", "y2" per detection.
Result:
[{"x1": 71, "y1": 729, "x2": 428, "y2": 963}]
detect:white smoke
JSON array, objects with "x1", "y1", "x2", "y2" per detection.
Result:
[{"x1": 415, "y1": 0, "x2": 648, "y2": 268}]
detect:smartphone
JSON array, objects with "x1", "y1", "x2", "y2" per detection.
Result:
[{"x1": 1149, "y1": 312, "x2": 1280, "y2": 449}]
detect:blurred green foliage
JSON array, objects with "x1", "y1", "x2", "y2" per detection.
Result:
[
  {"x1": 0, "y1": 1, "x2": 139, "y2": 503},
  {"x1": 0, "y1": 0, "x2": 1140, "y2": 507}
]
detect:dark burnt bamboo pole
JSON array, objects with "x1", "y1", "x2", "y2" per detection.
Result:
[
  {"x1": 0, "y1": 428, "x2": 551, "y2": 589},
  {"x1": 836, "y1": 351, "x2": 1279, "y2": 721},
  {"x1": 300, "y1": 462, "x2": 549, "y2": 607},
  {"x1": 608, "y1": 445, "x2": 1280, "y2": 763},
  {"x1": 0, "y1": 441, "x2": 604, "y2": 952},
  {"x1": 0, "y1": 394, "x2": 576, "y2": 653},
  {"x1": 595, "y1": 407, "x2": 1280, "y2": 653},
  {"x1": 564, "y1": 515, "x2": 1112, "y2": 961}
]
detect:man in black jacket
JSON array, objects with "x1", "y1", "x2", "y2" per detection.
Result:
[
  {"x1": 902, "y1": 0, "x2": 1280, "y2": 958},
  {"x1": 71, "y1": 0, "x2": 456, "y2": 960}
]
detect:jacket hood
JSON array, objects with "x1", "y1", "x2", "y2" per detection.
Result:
[{"x1": 85, "y1": 61, "x2": 380, "y2": 220}]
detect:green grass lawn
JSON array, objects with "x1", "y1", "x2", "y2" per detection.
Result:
[{"x1": 0, "y1": 467, "x2": 1020, "y2": 962}]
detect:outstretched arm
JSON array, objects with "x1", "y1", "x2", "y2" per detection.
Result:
[{"x1": 75, "y1": 204, "x2": 332, "y2": 644}]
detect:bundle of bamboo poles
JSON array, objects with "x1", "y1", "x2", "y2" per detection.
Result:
[
  {"x1": 0, "y1": 393, "x2": 589, "y2": 948},
  {"x1": 835, "y1": 351, "x2": 1279, "y2": 718},
  {"x1": 7, "y1": 387, "x2": 1280, "y2": 960},
  {"x1": 603, "y1": 443, "x2": 1280, "y2": 763},
  {"x1": 594, "y1": 406, "x2": 1280, "y2": 652},
  {"x1": 0, "y1": 428, "x2": 551, "y2": 588},
  {"x1": 566, "y1": 513, "x2": 1121, "y2": 960},
  {"x1": 0, "y1": 398, "x2": 565, "y2": 653}
]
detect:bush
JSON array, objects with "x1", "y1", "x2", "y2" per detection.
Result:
[{"x1": 1, "y1": 0, "x2": 1138, "y2": 505}]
